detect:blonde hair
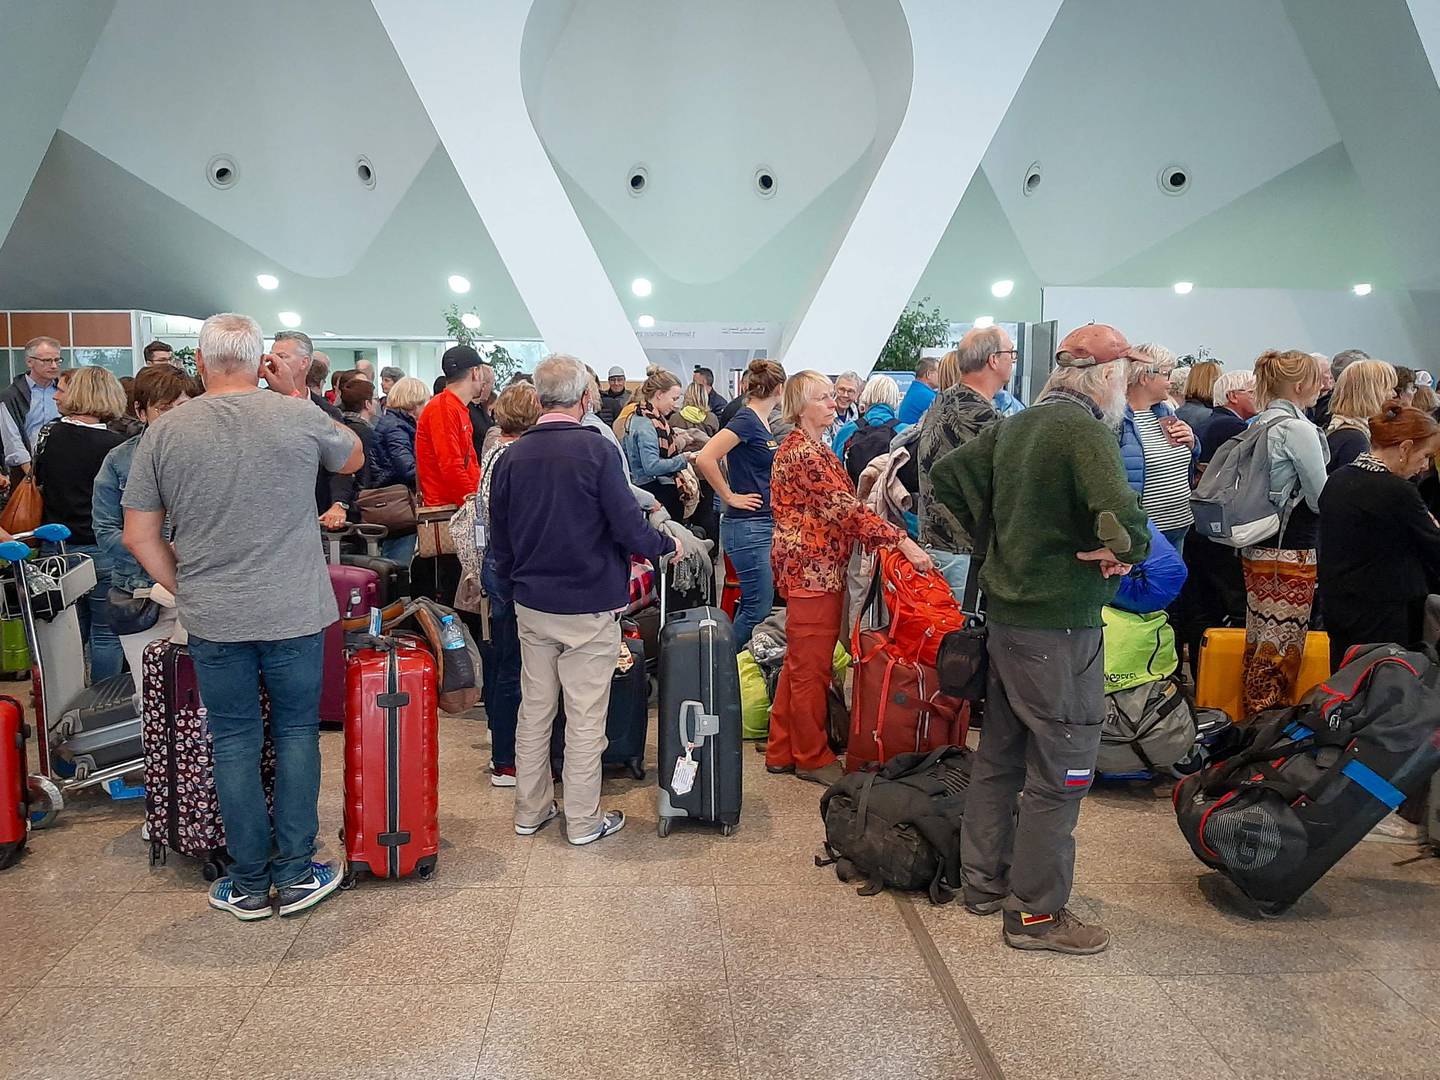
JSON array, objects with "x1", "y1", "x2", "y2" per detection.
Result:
[
  {"x1": 1184, "y1": 361, "x2": 1222, "y2": 404},
  {"x1": 1413, "y1": 385, "x2": 1438, "y2": 414},
  {"x1": 858, "y1": 373, "x2": 900, "y2": 412},
  {"x1": 59, "y1": 366, "x2": 127, "y2": 421},
  {"x1": 637, "y1": 368, "x2": 681, "y2": 407},
  {"x1": 1126, "y1": 342, "x2": 1176, "y2": 388},
  {"x1": 385, "y1": 376, "x2": 431, "y2": 413},
  {"x1": 682, "y1": 381, "x2": 709, "y2": 412},
  {"x1": 1328, "y1": 359, "x2": 1398, "y2": 424},
  {"x1": 492, "y1": 382, "x2": 541, "y2": 434},
  {"x1": 1254, "y1": 349, "x2": 1324, "y2": 409},
  {"x1": 782, "y1": 370, "x2": 834, "y2": 426}
]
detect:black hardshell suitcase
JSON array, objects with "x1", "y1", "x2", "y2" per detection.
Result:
[
  {"x1": 1175, "y1": 644, "x2": 1440, "y2": 914},
  {"x1": 553, "y1": 635, "x2": 650, "y2": 780},
  {"x1": 339, "y1": 554, "x2": 410, "y2": 607},
  {"x1": 656, "y1": 570, "x2": 742, "y2": 836}
]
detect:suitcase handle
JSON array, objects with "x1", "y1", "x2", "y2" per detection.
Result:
[{"x1": 678, "y1": 698, "x2": 718, "y2": 751}]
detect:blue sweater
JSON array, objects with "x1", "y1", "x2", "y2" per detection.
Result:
[
  {"x1": 489, "y1": 420, "x2": 675, "y2": 615},
  {"x1": 897, "y1": 380, "x2": 937, "y2": 424},
  {"x1": 368, "y1": 409, "x2": 418, "y2": 489},
  {"x1": 1119, "y1": 402, "x2": 1201, "y2": 492}
]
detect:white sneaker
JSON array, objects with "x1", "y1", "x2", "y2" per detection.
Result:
[
  {"x1": 568, "y1": 810, "x2": 626, "y2": 847},
  {"x1": 515, "y1": 802, "x2": 559, "y2": 836},
  {"x1": 1364, "y1": 813, "x2": 1423, "y2": 845},
  {"x1": 490, "y1": 766, "x2": 517, "y2": 788}
]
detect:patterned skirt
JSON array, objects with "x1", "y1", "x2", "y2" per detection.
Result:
[{"x1": 1241, "y1": 546, "x2": 1318, "y2": 718}]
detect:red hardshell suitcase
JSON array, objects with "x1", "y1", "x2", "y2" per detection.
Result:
[
  {"x1": 846, "y1": 628, "x2": 969, "y2": 774},
  {"x1": 321, "y1": 564, "x2": 380, "y2": 725},
  {"x1": 341, "y1": 634, "x2": 440, "y2": 885},
  {"x1": 0, "y1": 695, "x2": 28, "y2": 870}
]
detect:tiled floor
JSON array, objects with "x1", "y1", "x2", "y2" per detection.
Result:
[{"x1": 3, "y1": 711, "x2": 1439, "y2": 1079}]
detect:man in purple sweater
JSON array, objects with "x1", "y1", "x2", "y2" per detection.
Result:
[{"x1": 489, "y1": 353, "x2": 680, "y2": 845}]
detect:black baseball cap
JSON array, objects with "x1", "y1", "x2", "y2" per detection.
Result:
[{"x1": 441, "y1": 345, "x2": 482, "y2": 378}]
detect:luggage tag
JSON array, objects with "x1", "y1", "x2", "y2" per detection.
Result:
[
  {"x1": 671, "y1": 749, "x2": 698, "y2": 796},
  {"x1": 474, "y1": 522, "x2": 486, "y2": 551}
]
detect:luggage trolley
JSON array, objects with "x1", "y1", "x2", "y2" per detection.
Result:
[{"x1": 0, "y1": 525, "x2": 147, "y2": 827}]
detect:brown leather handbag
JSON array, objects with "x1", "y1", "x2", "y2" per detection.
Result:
[
  {"x1": 0, "y1": 474, "x2": 43, "y2": 535},
  {"x1": 357, "y1": 484, "x2": 417, "y2": 531}
]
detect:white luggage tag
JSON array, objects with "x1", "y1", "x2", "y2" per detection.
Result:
[{"x1": 671, "y1": 750, "x2": 698, "y2": 796}]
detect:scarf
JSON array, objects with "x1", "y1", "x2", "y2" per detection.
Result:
[
  {"x1": 1327, "y1": 414, "x2": 1370, "y2": 436},
  {"x1": 638, "y1": 400, "x2": 678, "y2": 458}
]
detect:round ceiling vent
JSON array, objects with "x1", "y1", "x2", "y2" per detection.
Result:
[
  {"x1": 1158, "y1": 164, "x2": 1191, "y2": 195},
  {"x1": 1022, "y1": 161, "x2": 1042, "y2": 198},
  {"x1": 356, "y1": 156, "x2": 376, "y2": 189},
  {"x1": 206, "y1": 155, "x2": 239, "y2": 190},
  {"x1": 754, "y1": 167, "x2": 777, "y2": 198},
  {"x1": 627, "y1": 165, "x2": 649, "y2": 197}
]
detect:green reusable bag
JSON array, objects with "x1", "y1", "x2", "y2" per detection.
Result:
[
  {"x1": 1, "y1": 618, "x2": 29, "y2": 679},
  {"x1": 739, "y1": 650, "x2": 771, "y2": 740},
  {"x1": 1101, "y1": 606, "x2": 1177, "y2": 693}
]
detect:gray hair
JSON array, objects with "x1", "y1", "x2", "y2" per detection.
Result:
[
  {"x1": 23, "y1": 336, "x2": 61, "y2": 356},
  {"x1": 913, "y1": 357, "x2": 939, "y2": 380},
  {"x1": 835, "y1": 370, "x2": 863, "y2": 391},
  {"x1": 199, "y1": 313, "x2": 263, "y2": 375},
  {"x1": 1043, "y1": 360, "x2": 1129, "y2": 427},
  {"x1": 273, "y1": 329, "x2": 313, "y2": 358},
  {"x1": 1211, "y1": 369, "x2": 1256, "y2": 407},
  {"x1": 534, "y1": 352, "x2": 589, "y2": 408},
  {"x1": 859, "y1": 373, "x2": 900, "y2": 411},
  {"x1": 954, "y1": 327, "x2": 1007, "y2": 376},
  {"x1": 1127, "y1": 342, "x2": 1176, "y2": 388},
  {"x1": 1331, "y1": 348, "x2": 1369, "y2": 378},
  {"x1": 380, "y1": 365, "x2": 405, "y2": 384}
]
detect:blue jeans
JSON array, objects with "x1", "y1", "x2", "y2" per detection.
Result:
[
  {"x1": 381, "y1": 532, "x2": 417, "y2": 566},
  {"x1": 1161, "y1": 526, "x2": 1189, "y2": 559},
  {"x1": 70, "y1": 543, "x2": 124, "y2": 682},
  {"x1": 481, "y1": 555, "x2": 520, "y2": 768},
  {"x1": 188, "y1": 630, "x2": 326, "y2": 895},
  {"x1": 721, "y1": 514, "x2": 774, "y2": 651}
]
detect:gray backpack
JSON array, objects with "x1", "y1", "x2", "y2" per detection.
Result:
[
  {"x1": 1097, "y1": 677, "x2": 1199, "y2": 774},
  {"x1": 1190, "y1": 415, "x2": 1294, "y2": 548}
]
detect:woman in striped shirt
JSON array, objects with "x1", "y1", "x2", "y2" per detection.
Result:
[{"x1": 1118, "y1": 344, "x2": 1199, "y2": 554}]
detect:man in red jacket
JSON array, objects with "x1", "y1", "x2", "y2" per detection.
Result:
[{"x1": 417, "y1": 345, "x2": 488, "y2": 506}]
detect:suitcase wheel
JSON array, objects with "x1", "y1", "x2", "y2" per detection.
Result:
[
  {"x1": 720, "y1": 823, "x2": 736, "y2": 838},
  {"x1": 201, "y1": 859, "x2": 225, "y2": 883},
  {"x1": 26, "y1": 775, "x2": 61, "y2": 830},
  {"x1": 657, "y1": 817, "x2": 672, "y2": 838},
  {"x1": 415, "y1": 856, "x2": 437, "y2": 882},
  {"x1": 340, "y1": 866, "x2": 361, "y2": 891},
  {"x1": 627, "y1": 758, "x2": 645, "y2": 782}
]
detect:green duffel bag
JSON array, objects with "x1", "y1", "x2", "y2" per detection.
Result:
[
  {"x1": 1, "y1": 617, "x2": 29, "y2": 679},
  {"x1": 1102, "y1": 606, "x2": 1177, "y2": 693},
  {"x1": 739, "y1": 643, "x2": 853, "y2": 741}
]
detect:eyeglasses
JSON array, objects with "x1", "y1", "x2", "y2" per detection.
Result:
[
  {"x1": 992, "y1": 349, "x2": 1017, "y2": 360},
  {"x1": 26, "y1": 355, "x2": 61, "y2": 364},
  {"x1": 1139, "y1": 365, "x2": 1173, "y2": 378}
]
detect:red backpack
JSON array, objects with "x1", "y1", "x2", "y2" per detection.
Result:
[{"x1": 864, "y1": 548, "x2": 969, "y2": 668}]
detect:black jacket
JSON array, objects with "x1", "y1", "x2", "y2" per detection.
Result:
[
  {"x1": 1319, "y1": 461, "x2": 1440, "y2": 608},
  {"x1": 598, "y1": 388, "x2": 631, "y2": 426}
]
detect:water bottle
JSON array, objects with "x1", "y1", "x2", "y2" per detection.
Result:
[{"x1": 439, "y1": 614, "x2": 466, "y2": 651}]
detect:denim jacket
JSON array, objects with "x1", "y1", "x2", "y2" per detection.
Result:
[
  {"x1": 622, "y1": 413, "x2": 686, "y2": 486},
  {"x1": 91, "y1": 433, "x2": 152, "y2": 594},
  {"x1": 1257, "y1": 399, "x2": 1330, "y2": 512}
]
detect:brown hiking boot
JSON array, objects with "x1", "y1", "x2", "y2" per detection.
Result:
[{"x1": 1002, "y1": 908, "x2": 1110, "y2": 955}]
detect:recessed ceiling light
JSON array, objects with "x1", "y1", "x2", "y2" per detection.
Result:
[
  {"x1": 321, "y1": 331, "x2": 338, "y2": 338},
  {"x1": 256, "y1": 273, "x2": 279, "y2": 290},
  {"x1": 637, "y1": 314, "x2": 656, "y2": 329},
  {"x1": 277, "y1": 311, "x2": 302, "y2": 328},
  {"x1": 1352, "y1": 283, "x2": 1372, "y2": 296},
  {"x1": 973, "y1": 316, "x2": 995, "y2": 329},
  {"x1": 448, "y1": 274, "x2": 471, "y2": 295},
  {"x1": 460, "y1": 312, "x2": 481, "y2": 330},
  {"x1": 1173, "y1": 281, "x2": 1194, "y2": 295},
  {"x1": 631, "y1": 278, "x2": 653, "y2": 298},
  {"x1": 990, "y1": 280, "x2": 1014, "y2": 299}
]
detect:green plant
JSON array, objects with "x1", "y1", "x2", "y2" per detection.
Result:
[
  {"x1": 875, "y1": 297, "x2": 950, "y2": 372},
  {"x1": 171, "y1": 346, "x2": 197, "y2": 377},
  {"x1": 443, "y1": 305, "x2": 520, "y2": 383}
]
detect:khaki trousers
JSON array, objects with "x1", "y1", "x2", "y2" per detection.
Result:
[{"x1": 514, "y1": 604, "x2": 620, "y2": 837}]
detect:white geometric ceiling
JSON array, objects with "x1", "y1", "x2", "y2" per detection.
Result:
[{"x1": 1, "y1": 0, "x2": 1437, "y2": 347}]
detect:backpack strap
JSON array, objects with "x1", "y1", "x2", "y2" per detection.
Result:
[{"x1": 906, "y1": 811, "x2": 962, "y2": 905}]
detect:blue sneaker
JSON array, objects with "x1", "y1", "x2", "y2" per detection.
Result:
[
  {"x1": 275, "y1": 862, "x2": 342, "y2": 917},
  {"x1": 208, "y1": 877, "x2": 273, "y2": 921}
]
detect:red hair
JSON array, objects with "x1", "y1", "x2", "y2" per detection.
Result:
[{"x1": 1368, "y1": 400, "x2": 1440, "y2": 448}]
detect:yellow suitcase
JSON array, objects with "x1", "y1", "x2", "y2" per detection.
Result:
[{"x1": 1194, "y1": 627, "x2": 1330, "y2": 722}]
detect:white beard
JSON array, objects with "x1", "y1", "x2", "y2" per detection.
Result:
[{"x1": 1099, "y1": 385, "x2": 1128, "y2": 430}]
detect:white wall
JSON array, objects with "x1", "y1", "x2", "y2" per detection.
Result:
[{"x1": 1041, "y1": 286, "x2": 1431, "y2": 373}]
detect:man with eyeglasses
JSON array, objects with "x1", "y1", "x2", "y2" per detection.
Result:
[{"x1": 0, "y1": 336, "x2": 64, "y2": 475}]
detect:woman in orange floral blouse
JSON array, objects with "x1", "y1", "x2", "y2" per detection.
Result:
[{"x1": 768, "y1": 370, "x2": 933, "y2": 785}]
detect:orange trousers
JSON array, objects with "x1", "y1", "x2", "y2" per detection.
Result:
[{"x1": 767, "y1": 590, "x2": 843, "y2": 771}]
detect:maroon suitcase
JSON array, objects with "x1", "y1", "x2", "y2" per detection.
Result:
[
  {"x1": 321, "y1": 565, "x2": 380, "y2": 726},
  {"x1": 341, "y1": 634, "x2": 440, "y2": 886}
]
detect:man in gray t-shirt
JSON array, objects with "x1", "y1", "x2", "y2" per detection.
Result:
[{"x1": 123, "y1": 313, "x2": 361, "y2": 922}]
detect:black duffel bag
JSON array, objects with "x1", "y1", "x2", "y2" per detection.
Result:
[
  {"x1": 817, "y1": 746, "x2": 971, "y2": 904},
  {"x1": 1175, "y1": 643, "x2": 1440, "y2": 915}
]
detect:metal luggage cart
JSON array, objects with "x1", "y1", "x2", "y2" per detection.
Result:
[{"x1": 0, "y1": 524, "x2": 147, "y2": 827}]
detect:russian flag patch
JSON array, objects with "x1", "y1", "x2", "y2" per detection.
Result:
[{"x1": 1065, "y1": 768, "x2": 1093, "y2": 788}]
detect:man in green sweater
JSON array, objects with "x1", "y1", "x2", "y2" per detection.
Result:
[{"x1": 931, "y1": 323, "x2": 1150, "y2": 955}]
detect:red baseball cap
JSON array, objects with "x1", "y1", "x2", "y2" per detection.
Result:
[{"x1": 1055, "y1": 324, "x2": 1142, "y2": 367}]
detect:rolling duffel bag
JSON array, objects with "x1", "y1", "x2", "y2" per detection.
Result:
[{"x1": 1175, "y1": 643, "x2": 1440, "y2": 914}]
